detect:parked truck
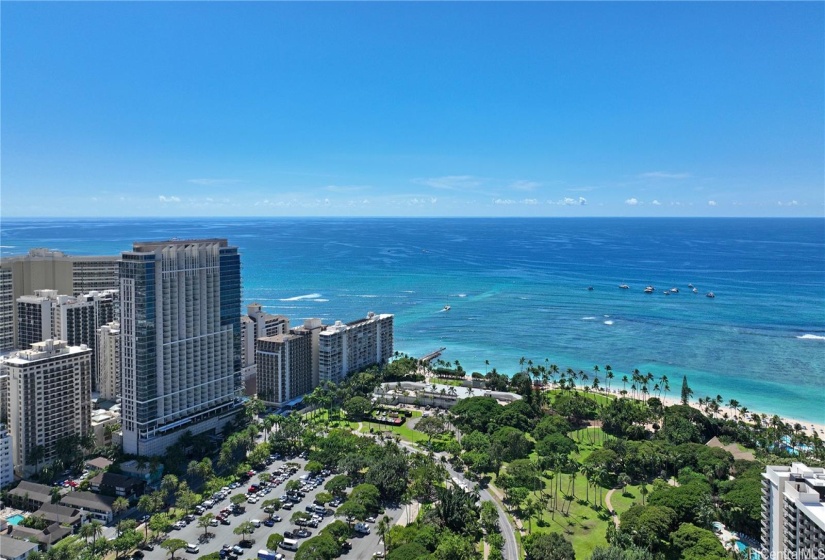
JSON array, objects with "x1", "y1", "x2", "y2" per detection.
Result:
[{"x1": 257, "y1": 550, "x2": 283, "y2": 560}]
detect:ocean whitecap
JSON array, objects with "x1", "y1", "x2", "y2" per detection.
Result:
[
  {"x1": 797, "y1": 334, "x2": 825, "y2": 341},
  {"x1": 279, "y1": 293, "x2": 322, "y2": 301},
  {"x1": 604, "y1": 320, "x2": 614, "y2": 325}
]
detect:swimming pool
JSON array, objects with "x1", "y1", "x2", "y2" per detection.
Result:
[
  {"x1": 735, "y1": 540, "x2": 762, "y2": 560},
  {"x1": 5, "y1": 514, "x2": 25, "y2": 525}
]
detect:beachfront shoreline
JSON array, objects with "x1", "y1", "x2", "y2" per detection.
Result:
[{"x1": 424, "y1": 368, "x2": 825, "y2": 438}]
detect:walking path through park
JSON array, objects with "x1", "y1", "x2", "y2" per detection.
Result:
[{"x1": 604, "y1": 488, "x2": 620, "y2": 528}]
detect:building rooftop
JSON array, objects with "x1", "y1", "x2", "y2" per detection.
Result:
[
  {"x1": 90, "y1": 472, "x2": 144, "y2": 490},
  {"x1": 131, "y1": 239, "x2": 229, "y2": 251},
  {"x1": 0, "y1": 534, "x2": 41, "y2": 559},
  {"x1": 60, "y1": 491, "x2": 115, "y2": 512},
  {"x1": 85, "y1": 457, "x2": 114, "y2": 470},
  {"x1": 9, "y1": 481, "x2": 52, "y2": 504}
]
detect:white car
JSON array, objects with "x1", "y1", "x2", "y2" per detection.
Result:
[
  {"x1": 185, "y1": 544, "x2": 200, "y2": 554},
  {"x1": 251, "y1": 519, "x2": 261, "y2": 528},
  {"x1": 248, "y1": 496, "x2": 259, "y2": 504}
]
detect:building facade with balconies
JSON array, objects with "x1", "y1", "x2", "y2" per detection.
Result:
[
  {"x1": 318, "y1": 312, "x2": 393, "y2": 385},
  {"x1": 762, "y1": 462, "x2": 825, "y2": 557},
  {"x1": 6, "y1": 340, "x2": 92, "y2": 476}
]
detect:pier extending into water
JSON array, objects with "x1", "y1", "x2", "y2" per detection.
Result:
[{"x1": 418, "y1": 347, "x2": 446, "y2": 363}]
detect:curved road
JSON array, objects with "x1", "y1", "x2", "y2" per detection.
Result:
[{"x1": 390, "y1": 438, "x2": 519, "y2": 560}]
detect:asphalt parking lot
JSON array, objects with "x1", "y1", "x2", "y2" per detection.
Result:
[{"x1": 136, "y1": 456, "x2": 401, "y2": 560}]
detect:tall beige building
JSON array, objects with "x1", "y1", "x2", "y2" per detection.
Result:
[
  {"x1": 1, "y1": 249, "x2": 118, "y2": 352},
  {"x1": 256, "y1": 332, "x2": 313, "y2": 407},
  {"x1": 319, "y1": 312, "x2": 393, "y2": 385},
  {"x1": 240, "y1": 304, "x2": 289, "y2": 395},
  {"x1": 97, "y1": 322, "x2": 121, "y2": 400},
  {"x1": 6, "y1": 340, "x2": 92, "y2": 476}
]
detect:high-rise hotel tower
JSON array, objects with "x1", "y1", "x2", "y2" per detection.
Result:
[{"x1": 119, "y1": 239, "x2": 241, "y2": 456}]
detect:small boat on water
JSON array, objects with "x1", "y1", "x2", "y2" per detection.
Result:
[
  {"x1": 587, "y1": 286, "x2": 594, "y2": 291},
  {"x1": 443, "y1": 305, "x2": 451, "y2": 311},
  {"x1": 706, "y1": 292, "x2": 715, "y2": 299},
  {"x1": 619, "y1": 284, "x2": 630, "y2": 289},
  {"x1": 692, "y1": 287, "x2": 698, "y2": 294},
  {"x1": 644, "y1": 286, "x2": 654, "y2": 293},
  {"x1": 688, "y1": 283, "x2": 694, "y2": 289},
  {"x1": 670, "y1": 287, "x2": 679, "y2": 293}
]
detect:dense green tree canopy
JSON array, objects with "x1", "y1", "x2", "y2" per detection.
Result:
[
  {"x1": 523, "y1": 532, "x2": 576, "y2": 560},
  {"x1": 619, "y1": 505, "x2": 677, "y2": 552},
  {"x1": 491, "y1": 426, "x2": 534, "y2": 462},
  {"x1": 343, "y1": 396, "x2": 372, "y2": 420},
  {"x1": 669, "y1": 523, "x2": 728, "y2": 560},
  {"x1": 535, "y1": 433, "x2": 578, "y2": 459},
  {"x1": 450, "y1": 397, "x2": 502, "y2": 433},
  {"x1": 295, "y1": 534, "x2": 340, "y2": 560}
]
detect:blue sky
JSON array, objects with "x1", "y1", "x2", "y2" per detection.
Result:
[{"x1": 2, "y1": 2, "x2": 823, "y2": 217}]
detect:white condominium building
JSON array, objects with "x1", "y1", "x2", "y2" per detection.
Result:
[
  {"x1": 256, "y1": 332, "x2": 313, "y2": 407},
  {"x1": 97, "y1": 321, "x2": 121, "y2": 400},
  {"x1": 119, "y1": 239, "x2": 241, "y2": 456},
  {"x1": 0, "y1": 423, "x2": 13, "y2": 488},
  {"x1": 319, "y1": 312, "x2": 393, "y2": 385},
  {"x1": 762, "y1": 462, "x2": 825, "y2": 557},
  {"x1": 6, "y1": 339, "x2": 92, "y2": 476}
]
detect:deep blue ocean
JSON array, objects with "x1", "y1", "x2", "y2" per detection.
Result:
[{"x1": 2, "y1": 217, "x2": 823, "y2": 424}]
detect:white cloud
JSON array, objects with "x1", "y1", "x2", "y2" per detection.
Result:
[
  {"x1": 325, "y1": 185, "x2": 368, "y2": 193},
  {"x1": 778, "y1": 200, "x2": 799, "y2": 206},
  {"x1": 546, "y1": 197, "x2": 587, "y2": 206},
  {"x1": 187, "y1": 178, "x2": 240, "y2": 186},
  {"x1": 408, "y1": 197, "x2": 438, "y2": 205},
  {"x1": 509, "y1": 180, "x2": 541, "y2": 192},
  {"x1": 707, "y1": 200, "x2": 717, "y2": 206},
  {"x1": 415, "y1": 175, "x2": 482, "y2": 191},
  {"x1": 522, "y1": 198, "x2": 538, "y2": 205},
  {"x1": 493, "y1": 198, "x2": 516, "y2": 205},
  {"x1": 625, "y1": 198, "x2": 639, "y2": 206},
  {"x1": 159, "y1": 195, "x2": 181, "y2": 203},
  {"x1": 651, "y1": 200, "x2": 662, "y2": 206},
  {"x1": 638, "y1": 171, "x2": 690, "y2": 179}
]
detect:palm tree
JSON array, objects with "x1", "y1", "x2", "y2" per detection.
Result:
[
  {"x1": 233, "y1": 521, "x2": 256, "y2": 543},
  {"x1": 605, "y1": 365, "x2": 614, "y2": 394},
  {"x1": 27, "y1": 444, "x2": 46, "y2": 476},
  {"x1": 197, "y1": 513, "x2": 214, "y2": 540},
  {"x1": 112, "y1": 496, "x2": 129, "y2": 533},
  {"x1": 377, "y1": 515, "x2": 391, "y2": 557}
]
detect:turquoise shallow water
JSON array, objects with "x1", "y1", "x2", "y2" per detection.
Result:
[{"x1": 2, "y1": 217, "x2": 823, "y2": 424}]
